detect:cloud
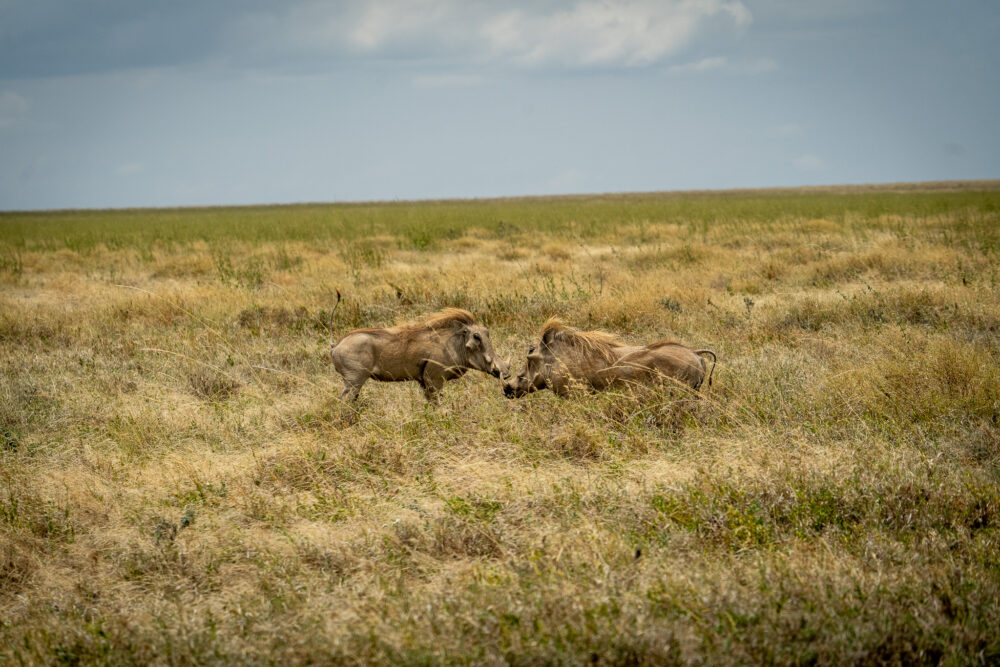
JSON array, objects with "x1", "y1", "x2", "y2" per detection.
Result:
[
  {"x1": 793, "y1": 153, "x2": 826, "y2": 171},
  {"x1": 0, "y1": 91, "x2": 31, "y2": 127},
  {"x1": 668, "y1": 56, "x2": 728, "y2": 73},
  {"x1": 3, "y1": 1, "x2": 751, "y2": 77},
  {"x1": 666, "y1": 54, "x2": 776, "y2": 75},
  {"x1": 251, "y1": 1, "x2": 754, "y2": 69},
  {"x1": 348, "y1": 1, "x2": 458, "y2": 51},
  {"x1": 479, "y1": 1, "x2": 751, "y2": 67},
  {"x1": 0, "y1": 1, "x2": 245, "y2": 78}
]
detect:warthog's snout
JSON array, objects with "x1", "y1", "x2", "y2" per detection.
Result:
[
  {"x1": 503, "y1": 383, "x2": 516, "y2": 398},
  {"x1": 484, "y1": 353, "x2": 508, "y2": 380},
  {"x1": 497, "y1": 357, "x2": 512, "y2": 380}
]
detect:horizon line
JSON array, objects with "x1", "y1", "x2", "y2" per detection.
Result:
[{"x1": 3, "y1": 178, "x2": 999, "y2": 215}]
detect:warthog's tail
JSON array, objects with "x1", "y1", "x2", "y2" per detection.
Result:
[
  {"x1": 328, "y1": 289, "x2": 342, "y2": 362},
  {"x1": 694, "y1": 349, "x2": 717, "y2": 389}
]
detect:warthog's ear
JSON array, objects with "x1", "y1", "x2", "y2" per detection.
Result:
[{"x1": 541, "y1": 328, "x2": 560, "y2": 346}]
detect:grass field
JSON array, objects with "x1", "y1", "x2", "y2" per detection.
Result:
[{"x1": 2, "y1": 182, "x2": 999, "y2": 664}]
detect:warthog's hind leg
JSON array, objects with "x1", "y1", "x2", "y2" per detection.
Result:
[{"x1": 339, "y1": 375, "x2": 367, "y2": 403}]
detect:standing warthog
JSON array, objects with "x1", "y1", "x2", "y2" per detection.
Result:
[
  {"x1": 330, "y1": 303, "x2": 509, "y2": 403},
  {"x1": 503, "y1": 319, "x2": 716, "y2": 398}
]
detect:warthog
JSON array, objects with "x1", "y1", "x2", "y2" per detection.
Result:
[
  {"x1": 504, "y1": 319, "x2": 716, "y2": 398},
  {"x1": 330, "y1": 302, "x2": 509, "y2": 403}
]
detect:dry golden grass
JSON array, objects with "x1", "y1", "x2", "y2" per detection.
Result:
[{"x1": 2, "y1": 183, "x2": 999, "y2": 664}]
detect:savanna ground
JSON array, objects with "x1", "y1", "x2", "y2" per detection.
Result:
[{"x1": 2, "y1": 182, "x2": 999, "y2": 665}]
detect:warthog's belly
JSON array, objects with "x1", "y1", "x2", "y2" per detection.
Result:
[{"x1": 370, "y1": 370, "x2": 410, "y2": 382}]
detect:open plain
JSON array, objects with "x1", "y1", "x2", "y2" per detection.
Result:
[{"x1": 2, "y1": 182, "x2": 999, "y2": 664}]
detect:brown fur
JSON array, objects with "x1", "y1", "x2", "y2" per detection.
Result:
[
  {"x1": 331, "y1": 306, "x2": 507, "y2": 403},
  {"x1": 539, "y1": 318, "x2": 623, "y2": 364},
  {"x1": 413, "y1": 308, "x2": 476, "y2": 330},
  {"x1": 646, "y1": 340, "x2": 684, "y2": 349},
  {"x1": 334, "y1": 309, "x2": 476, "y2": 344},
  {"x1": 505, "y1": 320, "x2": 715, "y2": 398}
]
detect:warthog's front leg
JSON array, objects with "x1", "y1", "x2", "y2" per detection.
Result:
[{"x1": 419, "y1": 362, "x2": 448, "y2": 404}]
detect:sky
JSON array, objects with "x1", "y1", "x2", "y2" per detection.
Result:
[{"x1": 0, "y1": 0, "x2": 998, "y2": 210}]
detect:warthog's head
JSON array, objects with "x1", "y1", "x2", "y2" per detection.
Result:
[
  {"x1": 460, "y1": 324, "x2": 510, "y2": 380},
  {"x1": 503, "y1": 343, "x2": 550, "y2": 398}
]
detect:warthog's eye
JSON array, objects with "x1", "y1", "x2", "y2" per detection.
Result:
[
  {"x1": 528, "y1": 346, "x2": 535, "y2": 353},
  {"x1": 473, "y1": 333, "x2": 482, "y2": 342}
]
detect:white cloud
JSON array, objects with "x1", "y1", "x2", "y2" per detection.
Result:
[
  {"x1": 793, "y1": 153, "x2": 826, "y2": 171},
  {"x1": 481, "y1": 1, "x2": 751, "y2": 67},
  {"x1": 349, "y1": 1, "x2": 456, "y2": 50},
  {"x1": 668, "y1": 56, "x2": 728, "y2": 73},
  {"x1": 667, "y1": 55, "x2": 776, "y2": 75},
  {"x1": 228, "y1": 1, "x2": 752, "y2": 70},
  {"x1": 0, "y1": 91, "x2": 30, "y2": 128}
]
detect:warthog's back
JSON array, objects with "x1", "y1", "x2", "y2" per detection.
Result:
[
  {"x1": 550, "y1": 340, "x2": 706, "y2": 392},
  {"x1": 613, "y1": 342, "x2": 706, "y2": 389},
  {"x1": 333, "y1": 327, "x2": 449, "y2": 382}
]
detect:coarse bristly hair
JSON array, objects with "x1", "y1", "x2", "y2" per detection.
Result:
[
  {"x1": 646, "y1": 340, "x2": 684, "y2": 349},
  {"x1": 540, "y1": 318, "x2": 623, "y2": 363},
  {"x1": 403, "y1": 308, "x2": 476, "y2": 332},
  {"x1": 335, "y1": 308, "x2": 476, "y2": 344}
]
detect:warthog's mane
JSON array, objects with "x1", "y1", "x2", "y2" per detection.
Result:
[
  {"x1": 403, "y1": 308, "x2": 476, "y2": 332},
  {"x1": 540, "y1": 318, "x2": 622, "y2": 363},
  {"x1": 342, "y1": 308, "x2": 475, "y2": 342},
  {"x1": 646, "y1": 340, "x2": 683, "y2": 349}
]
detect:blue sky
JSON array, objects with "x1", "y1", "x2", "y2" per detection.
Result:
[{"x1": 1, "y1": 0, "x2": 997, "y2": 210}]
